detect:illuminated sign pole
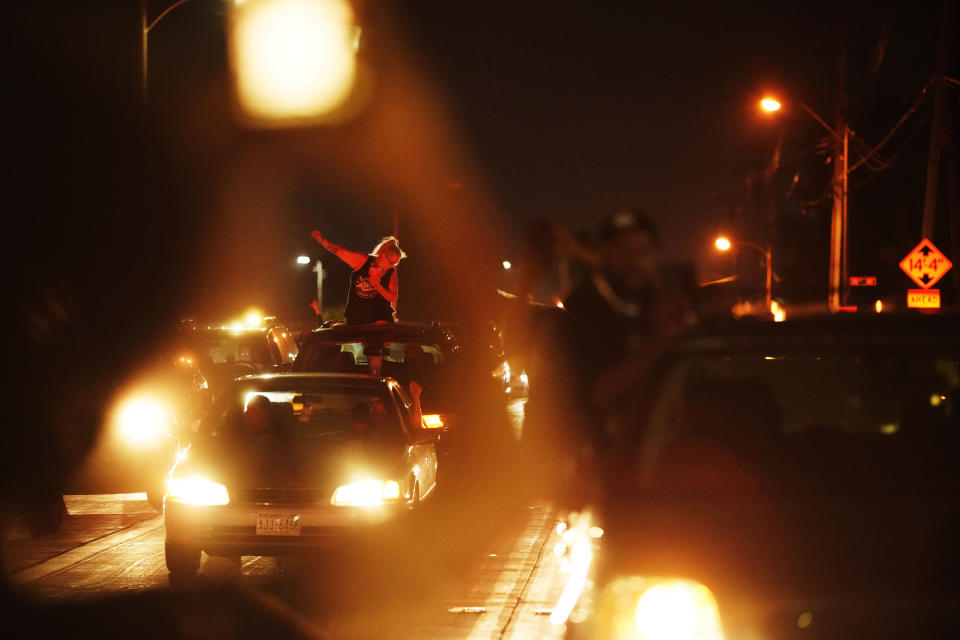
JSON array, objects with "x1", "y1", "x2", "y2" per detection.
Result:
[{"x1": 899, "y1": 238, "x2": 952, "y2": 310}]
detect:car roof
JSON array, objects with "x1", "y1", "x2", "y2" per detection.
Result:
[
  {"x1": 672, "y1": 313, "x2": 960, "y2": 354},
  {"x1": 305, "y1": 322, "x2": 455, "y2": 343},
  {"x1": 232, "y1": 372, "x2": 398, "y2": 390}
]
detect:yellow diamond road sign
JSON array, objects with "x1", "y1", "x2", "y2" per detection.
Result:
[{"x1": 899, "y1": 238, "x2": 952, "y2": 289}]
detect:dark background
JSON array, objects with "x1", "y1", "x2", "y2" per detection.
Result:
[{"x1": 9, "y1": 1, "x2": 957, "y2": 342}]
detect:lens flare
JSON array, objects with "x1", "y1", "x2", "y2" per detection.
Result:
[
  {"x1": 114, "y1": 395, "x2": 172, "y2": 448},
  {"x1": 230, "y1": 0, "x2": 358, "y2": 125},
  {"x1": 634, "y1": 581, "x2": 725, "y2": 640}
]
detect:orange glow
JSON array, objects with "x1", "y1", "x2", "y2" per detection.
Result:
[
  {"x1": 634, "y1": 581, "x2": 725, "y2": 640},
  {"x1": 421, "y1": 414, "x2": 445, "y2": 429},
  {"x1": 502, "y1": 260, "x2": 512, "y2": 270},
  {"x1": 244, "y1": 308, "x2": 263, "y2": 328},
  {"x1": 166, "y1": 476, "x2": 230, "y2": 506},
  {"x1": 907, "y1": 289, "x2": 940, "y2": 309},
  {"x1": 760, "y1": 97, "x2": 782, "y2": 113},
  {"x1": 770, "y1": 300, "x2": 786, "y2": 322},
  {"x1": 714, "y1": 236, "x2": 732, "y2": 252},
  {"x1": 331, "y1": 479, "x2": 400, "y2": 506},
  {"x1": 113, "y1": 395, "x2": 173, "y2": 448},
  {"x1": 874, "y1": 299, "x2": 883, "y2": 313},
  {"x1": 230, "y1": 0, "x2": 358, "y2": 125},
  {"x1": 555, "y1": 298, "x2": 566, "y2": 309}
]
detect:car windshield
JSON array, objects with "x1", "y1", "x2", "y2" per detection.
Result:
[
  {"x1": 297, "y1": 340, "x2": 443, "y2": 374},
  {"x1": 202, "y1": 383, "x2": 404, "y2": 444},
  {"x1": 190, "y1": 333, "x2": 272, "y2": 368},
  {"x1": 636, "y1": 347, "x2": 960, "y2": 498}
]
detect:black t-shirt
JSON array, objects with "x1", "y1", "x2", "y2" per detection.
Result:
[{"x1": 344, "y1": 256, "x2": 396, "y2": 325}]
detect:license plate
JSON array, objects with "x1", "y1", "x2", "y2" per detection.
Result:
[{"x1": 256, "y1": 512, "x2": 301, "y2": 536}]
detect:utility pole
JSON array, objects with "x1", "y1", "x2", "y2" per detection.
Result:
[
  {"x1": 765, "y1": 134, "x2": 782, "y2": 310},
  {"x1": 828, "y1": 25, "x2": 848, "y2": 312},
  {"x1": 140, "y1": 0, "x2": 149, "y2": 107},
  {"x1": 921, "y1": 0, "x2": 954, "y2": 240},
  {"x1": 313, "y1": 260, "x2": 325, "y2": 323}
]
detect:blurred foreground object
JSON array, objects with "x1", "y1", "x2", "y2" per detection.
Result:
[
  {"x1": 229, "y1": 0, "x2": 360, "y2": 126},
  {"x1": 565, "y1": 313, "x2": 960, "y2": 639}
]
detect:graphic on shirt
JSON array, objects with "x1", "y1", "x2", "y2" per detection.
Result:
[{"x1": 354, "y1": 277, "x2": 377, "y2": 299}]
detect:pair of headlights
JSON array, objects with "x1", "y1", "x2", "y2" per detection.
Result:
[{"x1": 166, "y1": 477, "x2": 402, "y2": 507}]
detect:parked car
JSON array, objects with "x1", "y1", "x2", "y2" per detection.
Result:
[
  {"x1": 176, "y1": 316, "x2": 300, "y2": 395},
  {"x1": 163, "y1": 373, "x2": 439, "y2": 576},
  {"x1": 556, "y1": 313, "x2": 960, "y2": 639}
]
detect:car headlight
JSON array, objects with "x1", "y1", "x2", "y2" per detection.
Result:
[
  {"x1": 331, "y1": 479, "x2": 401, "y2": 506},
  {"x1": 166, "y1": 476, "x2": 230, "y2": 506},
  {"x1": 113, "y1": 394, "x2": 174, "y2": 449},
  {"x1": 591, "y1": 577, "x2": 725, "y2": 640}
]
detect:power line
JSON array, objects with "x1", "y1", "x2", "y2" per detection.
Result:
[
  {"x1": 848, "y1": 78, "x2": 933, "y2": 173},
  {"x1": 665, "y1": 78, "x2": 934, "y2": 212}
]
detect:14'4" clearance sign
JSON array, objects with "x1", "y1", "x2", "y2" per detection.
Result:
[{"x1": 899, "y1": 239, "x2": 952, "y2": 289}]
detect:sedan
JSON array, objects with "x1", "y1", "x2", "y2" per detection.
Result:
[{"x1": 163, "y1": 373, "x2": 439, "y2": 576}]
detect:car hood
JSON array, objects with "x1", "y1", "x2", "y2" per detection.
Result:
[
  {"x1": 600, "y1": 495, "x2": 960, "y2": 636},
  {"x1": 173, "y1": 437, "x2": 406, "y2": 492}
]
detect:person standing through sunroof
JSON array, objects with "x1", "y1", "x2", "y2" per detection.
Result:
[{"x1": 310, "y1": 231, "x2": 406, "y2": 374}]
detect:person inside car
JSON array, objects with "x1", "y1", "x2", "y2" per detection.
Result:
[{"x1": 243, "y1": 395, "x2": 274, "y2": 438}]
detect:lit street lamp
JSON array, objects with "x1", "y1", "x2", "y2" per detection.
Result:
[
  {"x1": 502, "y1": 260, "x2": 512, "y2": 270},
  {"x1": 715, "y1": 236, "x2": 772, "y2": 309},
  {"x1": 759, "y1": 95, "x2": 848, "y2": 312},
  {"x1": 759, "y1": 97, "x2": 782, "y2": 113},
  {"x1": 297, "y1": 255, "x2": 325, "y2": 323}
]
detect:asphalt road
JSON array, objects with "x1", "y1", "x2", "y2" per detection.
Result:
[
  {"x1": 5, "y1": 495, "x2": 570, "y2": 639},
  {"x1": 3, "y1": 400, "x2": 576, "y2": 639}
]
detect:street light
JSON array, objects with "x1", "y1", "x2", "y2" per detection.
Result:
[
  {"x1": 502, "y1": 260, "x2": 512, "y2": 270},
  {"x1": 139, "y1": 0, "x2": 197, "y2": 106},
  {"x1": 758, "y1": 95, "x2": 848, "y2": 312},
  {"x1": 759, "y1": 97, "x2": 782, "y2": 113},
  {"x1": 296, "y1": 254, "x2": 325, "y2": 323},
  {"x1": 714, "y1": 236, "x2": 772, "y2": 309}
]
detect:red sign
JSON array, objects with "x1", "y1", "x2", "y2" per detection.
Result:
[
  {"x1": 907, "y1": 289, "x2": 940, "y2": 309},
  {"x1": 899, "y1": 239, "x2": 952, "y2": 289},
  {"x1": 849, "y1": 276, "x2": 877, "y2": 287}
]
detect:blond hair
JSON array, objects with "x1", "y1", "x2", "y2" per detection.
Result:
[{"x1": 370, "y1": 236, "x2": 407, "y2": 261}]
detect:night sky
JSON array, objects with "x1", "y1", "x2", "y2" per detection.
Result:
[{"x1": 11, "y1": 1, "x2": 956, "y2": 331}]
